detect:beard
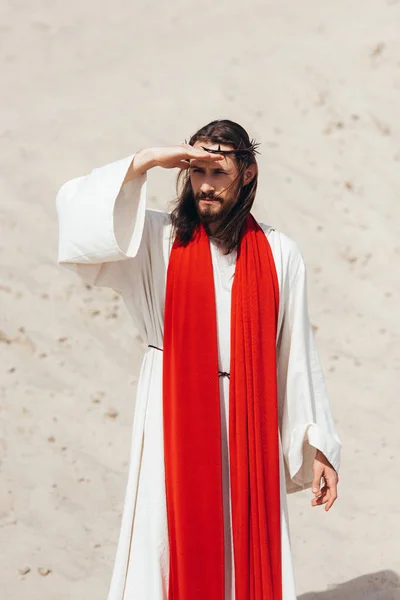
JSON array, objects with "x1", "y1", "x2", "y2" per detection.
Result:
[{"x1": 195, "y1": 191, "x2": 236, "y2": 225}]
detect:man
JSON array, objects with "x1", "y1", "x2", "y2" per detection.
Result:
[{"x1": 56, "y1": 119, "x2": 341, "y2": 600}]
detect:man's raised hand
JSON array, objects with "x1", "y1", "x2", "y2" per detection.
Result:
[
  {"x1": 124, "y1": 145, "x2": 225, "y2": 184},
  {"x1": 152, "y1": 145, "x2": 225, "y2": 170}
]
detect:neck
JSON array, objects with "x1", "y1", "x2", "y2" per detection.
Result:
[
  {"x1": 204, "y1": 222, "x2": 230, "y2": 254},
  {"x1": 206, "y1": 221, "x2": 221, "y2": 237}
]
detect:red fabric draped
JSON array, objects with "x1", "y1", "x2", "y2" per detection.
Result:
[{"x1": 163, "y1": 214, "x2": 282, "y2": 600}]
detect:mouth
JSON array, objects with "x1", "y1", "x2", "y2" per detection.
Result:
[{"x1": 199, "y1": 197, "x2": 220, "y2": 204}]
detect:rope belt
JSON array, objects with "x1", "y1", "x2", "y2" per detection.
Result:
[
  {"x1": 148, "y1": 345, "x2": 230, "y2": 379},
  {"x1": 218, "y1": 371, "x2": 230, "y2": 379}
]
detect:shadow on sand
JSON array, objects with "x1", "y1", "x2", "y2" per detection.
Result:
[{"x1": 299, "y1": 570, "x2": 400, "y2": 600}]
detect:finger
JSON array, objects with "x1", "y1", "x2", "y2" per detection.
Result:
[
  {"x1": 311, "y1": 486, "x2": 329, "y2": 506},
  {"x1": 311, "y1": 470, "x2": 323, "y2": 497},
  {"x1": 325, "y1": 496, "x2": 337, "y2": 511},
  {"x1": 312, "y1": 496, "x2": 330, "y2": 507},
  {"x1": 193, "y1": 153, "x2": 225, "y2": 162},
  {"x1": 187, "y1": 147, "x2": 225, "y2": 161},
  {"x1": 312, "y1": 496, "x2": 328, "y2": 507},
  {"x1": 204, "y1": 153, "x2": 225, "y2": 161},
  {"x1": 311, "y1": 486, "x2": 338, "y2": 511},
  {"x1": 178, "y1": 160, "x2": 191, "y2": 169},
  {"x1": 325, "y1": 480, "x2": 338, "y2": 512}
]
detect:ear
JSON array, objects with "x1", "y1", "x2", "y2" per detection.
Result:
[{"x1": 243, "y1": 164, "x2": 257, "y2": 186}]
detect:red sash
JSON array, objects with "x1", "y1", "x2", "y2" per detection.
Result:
[{"x1": 163, "y1": 214, "x2": 282, "y2": 600}]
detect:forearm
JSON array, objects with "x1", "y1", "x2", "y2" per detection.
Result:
[
  {"x1": 123, "y1": 148, "x2": 158, "y2": 184},
  {"x1": 122, "y1": 144, "x2": 224, "y2": 185}
]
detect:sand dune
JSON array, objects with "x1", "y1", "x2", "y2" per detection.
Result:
[{"x1": 1, "y1": 0, "x2": 399, "y2": 598}]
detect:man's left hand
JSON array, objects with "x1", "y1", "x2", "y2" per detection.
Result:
[{"x1": 311, "y1": 450, "x2": 339, "y2": 512}]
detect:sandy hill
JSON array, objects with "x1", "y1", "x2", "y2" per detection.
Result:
[{"x1": 1, "y1": 0, "x2": 399, "y2": 598}]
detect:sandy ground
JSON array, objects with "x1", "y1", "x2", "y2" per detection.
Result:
[{"x1": 1, "y1": 0, "x2": 400, "y2": 598}]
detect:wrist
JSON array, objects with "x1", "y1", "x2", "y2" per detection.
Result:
[
  {"x1": 315, "y1": 449, "x2": 334, "y2": 470},
  {"x1": 133, "y1": 147, "x2": 158, "y2": 173}
]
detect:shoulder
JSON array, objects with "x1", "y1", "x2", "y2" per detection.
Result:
[
  {"x1": 145, "y1": 207, "x2": 171, "y2": 223},
  {"x1": 142, "y1": 209, "x2": 173, "y2": 257},
  {"x1": 144, "y1": 208, "x2": 172, "y2": 235},
  {"x1": 258, "y1": 222, "x2": 305, "y2": 279},
  {"x1": 258, "y1": 222, "x2": 307, "y2": 296}
]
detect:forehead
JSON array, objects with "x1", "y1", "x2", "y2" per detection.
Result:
[{"x1": 192, "y1": 140, "x2": 237, "y2": 170}]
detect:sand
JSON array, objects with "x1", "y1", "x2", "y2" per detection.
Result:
[{"x1": 1, "y1": 0, "x2": 399, "y2": 598}]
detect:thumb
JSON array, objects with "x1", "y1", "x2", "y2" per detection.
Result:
[
  {"x1": 178, "y1": 160, "x2": 191, "y2": 169},
  {"x1": 312, "y1": 467, "x2": 322, "y2": 496}
]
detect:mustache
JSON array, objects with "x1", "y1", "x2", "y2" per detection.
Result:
[{"x1": 195, "y1": 191, "x2": 221, "y2": 201}]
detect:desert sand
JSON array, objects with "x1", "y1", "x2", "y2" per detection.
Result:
[{"x1": 1, "y1": 0, "x2": 399, "y2": 598}]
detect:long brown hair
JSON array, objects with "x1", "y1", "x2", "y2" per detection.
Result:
[{"x1": 170, "y1": 119, "x2": 259, "y2": 254}]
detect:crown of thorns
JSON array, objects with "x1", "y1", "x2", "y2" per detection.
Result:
[{"x1": 186, "y1": 140, "x2": 261, "y2": 157}]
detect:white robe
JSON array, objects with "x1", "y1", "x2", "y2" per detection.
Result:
[{"x1": 56, "y1": 154, "x2": 341, "y2": 600}]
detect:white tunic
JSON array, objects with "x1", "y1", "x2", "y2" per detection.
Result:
[{"x1": 56, "y1": 154, "x2": 341, "y2": 600}]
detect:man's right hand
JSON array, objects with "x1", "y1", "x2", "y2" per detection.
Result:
[
  {"x1": 151, "y1": 145, "x2": 224, "y2": 170},
  {"x1": 124, "y1": 145, "x2": 224, "y2": 183}
]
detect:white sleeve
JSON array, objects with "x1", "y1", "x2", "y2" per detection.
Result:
[
  {"x1": 277, "y1": 244, "x2": 341, "y2": 493},
  {"x1": 55, "y1": 154, "x2": 150, "y2": 291}
]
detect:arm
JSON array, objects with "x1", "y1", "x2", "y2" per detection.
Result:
[
  {"x1": 56, "y1": 145, "x2": 224, "y2": 289},
  {"x1": 56, "y1": 153, "x2": 145, "y2": 265},
  {"x1": 121, "y1": 144, "x2": 223, "y2": 184},
  {"x1": 277, "y1": 241, "x2": 341, "y2": 496},
  {"x1": 56, "y1": 145, "x2": 224, "y2": 263}
]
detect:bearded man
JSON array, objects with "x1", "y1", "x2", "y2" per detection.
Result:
[{"x1": 56, "y1": 119, "x2": 341, "y2": 600}]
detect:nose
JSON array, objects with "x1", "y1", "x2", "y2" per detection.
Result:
[{"x1": 200, "y1": 182, "x2": 215, "y2": 195}]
